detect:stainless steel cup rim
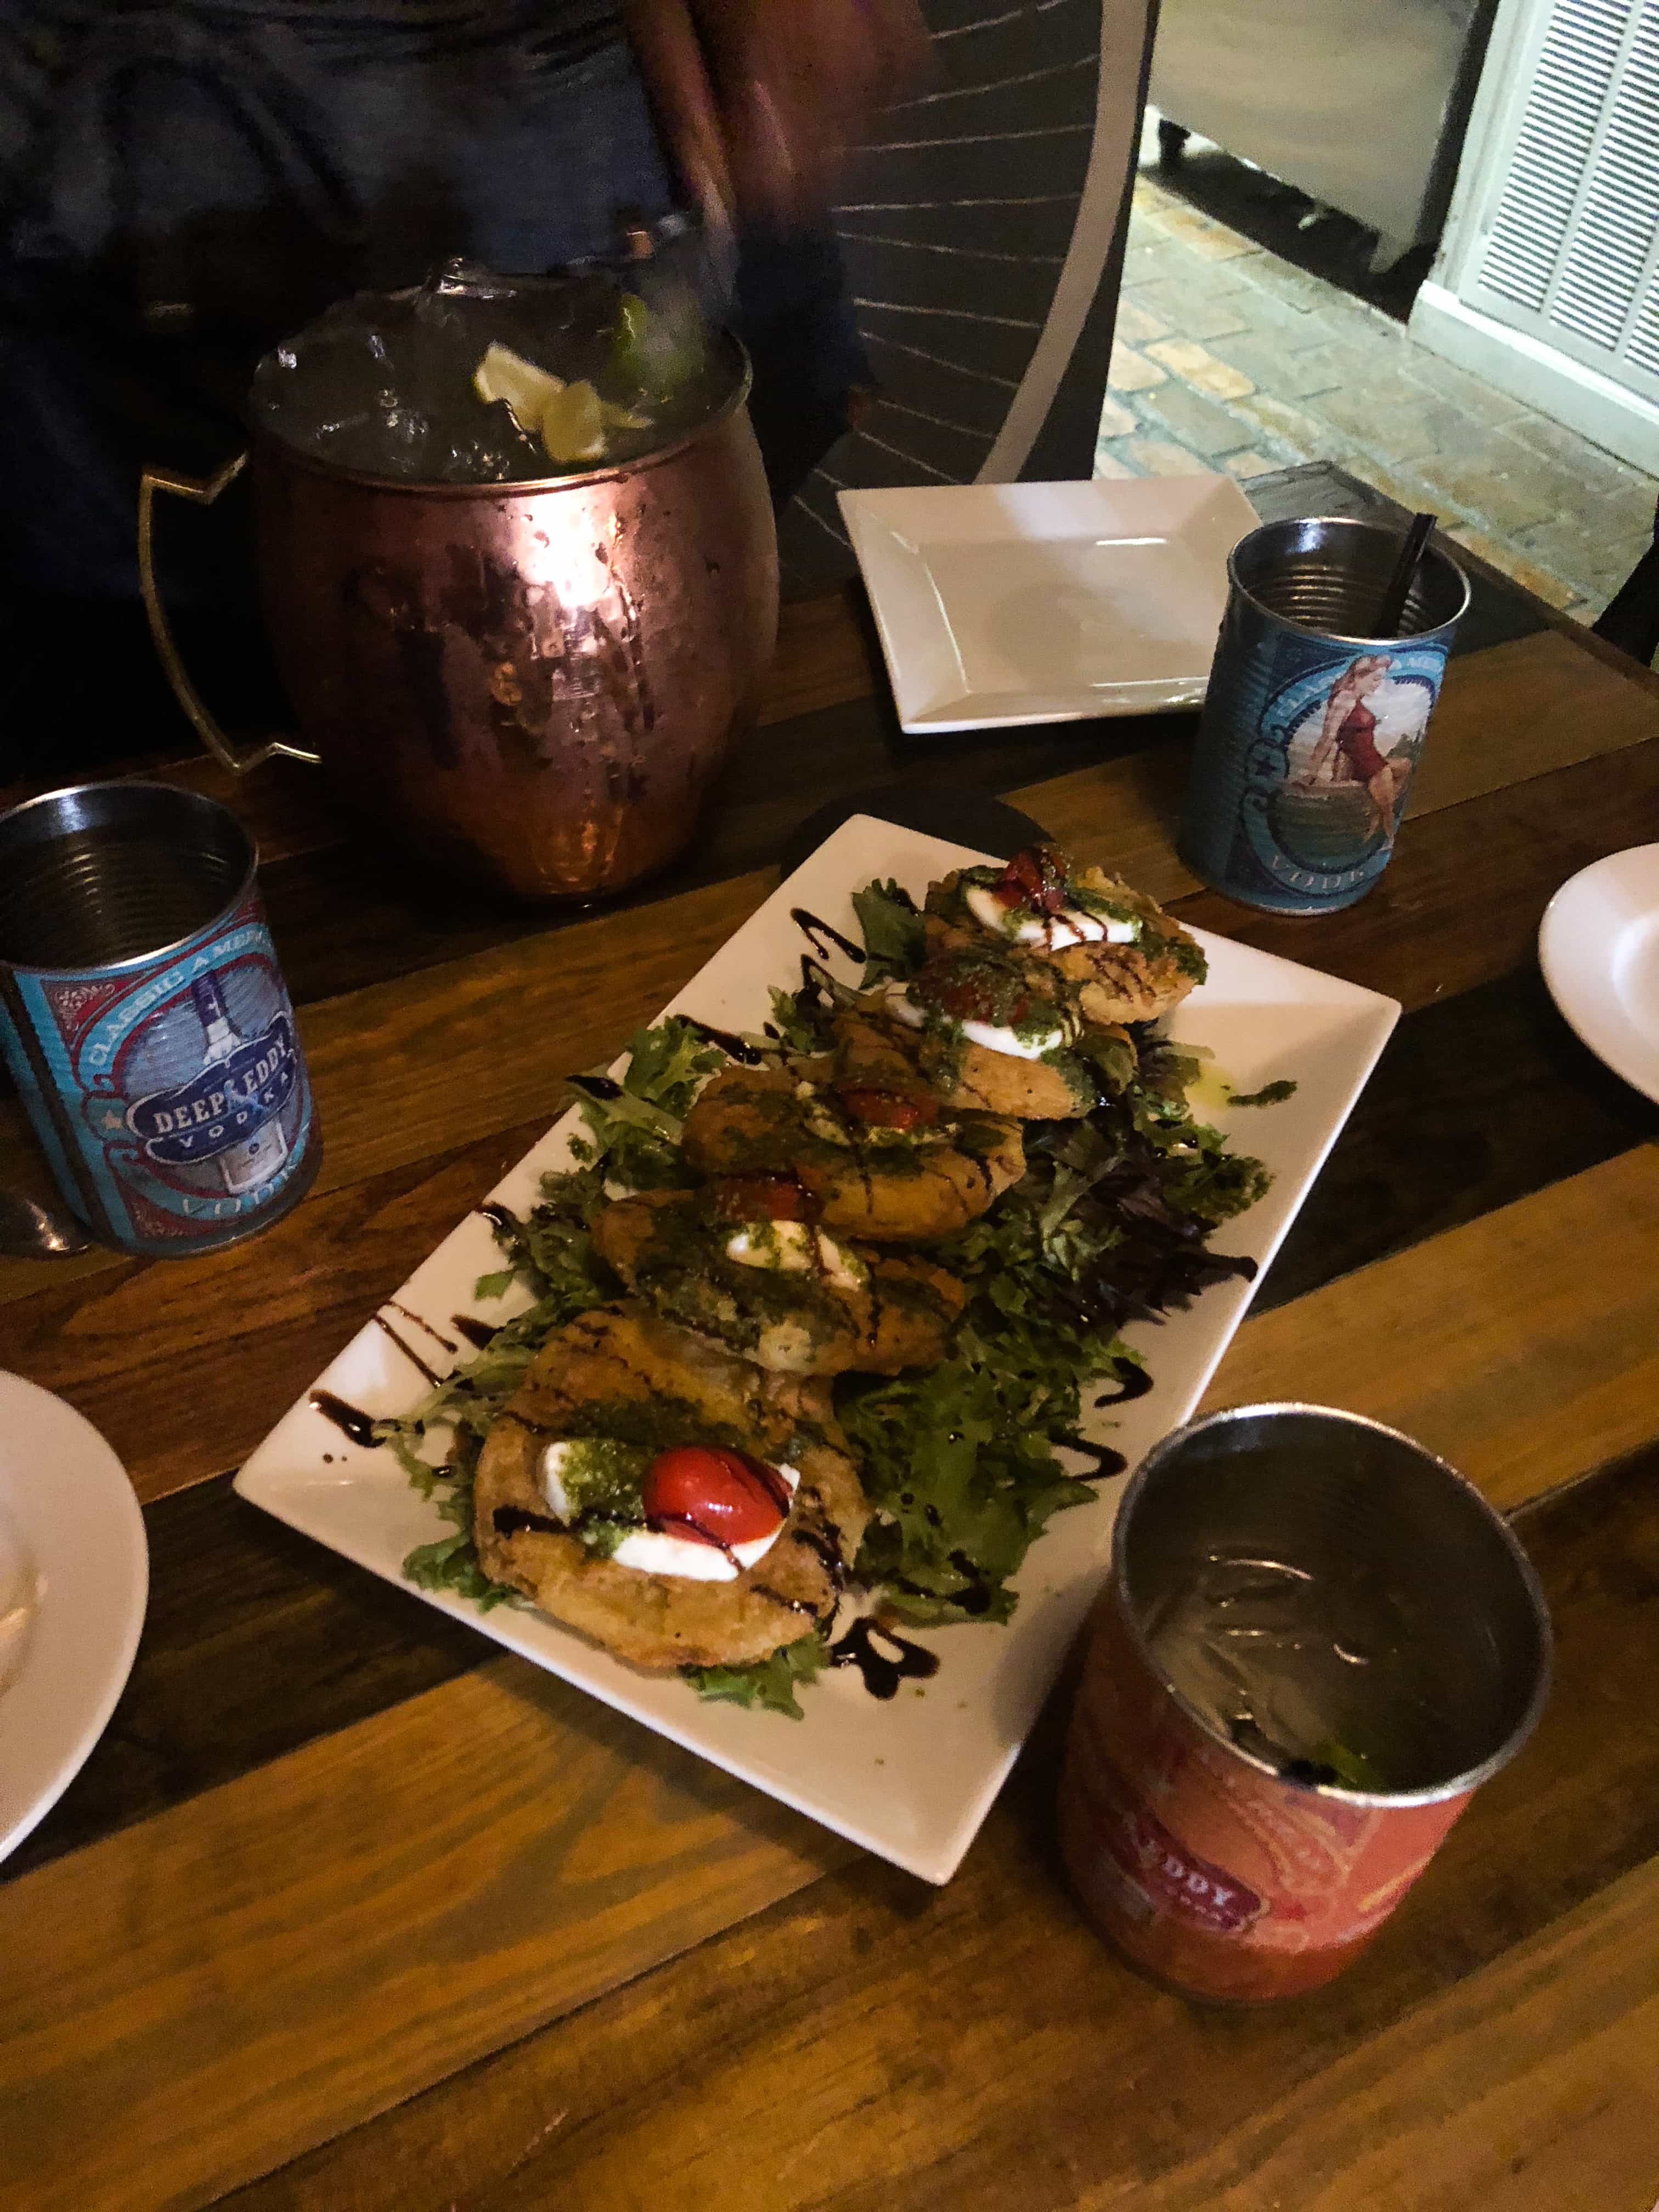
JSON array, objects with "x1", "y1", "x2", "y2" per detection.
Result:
[
  {"x1": 257, "y1": 329, "x2": 755, "y2": 499},
  {"x1": 1110, "y1": 1401, "x2": 1553, "y2": 1809},
  {"x1": 0, "y1": 779, "x2": 258, "y2": 980},
  {"x1": 1227, "y1": 515, "x2": 1472, "y2": 648}
]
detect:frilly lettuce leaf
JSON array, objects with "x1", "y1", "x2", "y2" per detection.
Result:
[{"x1": 685, "y1": 1632, "x2": 829, "y2": 1719}]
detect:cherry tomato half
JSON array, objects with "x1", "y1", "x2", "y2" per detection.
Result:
[
  {"x1": 642, "y1": 1446, "x2": 791, "y2": 1547},
  {"x1": 996, "y1": 847, "x2": 1067, "y2": 915},
  {"x1": 931, "y1": 973, "x2": 1030, "y2": 1028},
  {"x1": 836, "y1": 1086, "x2": 938, "y2": 1130},
  {"x1": 714, "y1": 1174, "x2": 811, "y2": 1223}
]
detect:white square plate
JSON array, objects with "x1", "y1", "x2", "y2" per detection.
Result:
[
  {"x1": 236, "y1": 817, "x2": 1398, "y2": 1884},
  {"x1": 838, "y1": 476, "x2": 1258, "y2": 732}
]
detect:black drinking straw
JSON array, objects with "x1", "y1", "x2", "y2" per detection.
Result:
[{"x1": 1378, "y1": 511, "x2": 1437, "y2": 635}]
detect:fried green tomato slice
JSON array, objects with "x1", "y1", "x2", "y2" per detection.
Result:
[
  {"x1": 679, "y1": 1064, "x2": 1025, "y2": 1242},
  {"x1": 473, "y1": 1306, "x2": 868, "y2": 1670},
  {"x1": 835, "y1": 991, "x2": 1097, "y2": 1122},
  {"x1": 592, "y1": 1185, "x2": 966, "y2": 1374},
  {"x1": 926, "y1": 847, "x2": 1204, "y2": 1030}
]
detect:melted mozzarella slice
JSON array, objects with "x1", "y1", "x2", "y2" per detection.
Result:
[
  {"x1": 539, "y1": 1440, "x2": 595, "y2": 1523},
  {"x1": 795, "y1": 1081, "x2": 854, "y2": 1148},
  {"x1": 724, "y1": 1221, "x2": 866, "y2": 1290},
  {"x1": 885, "y1": 981, "x2": 1068, "y2": 1063},
  {"x1": 960, "y1": 1014, "x2": 1068, "y2": 1061},
  {"x1": 964, "y1": 884, "x2": 1135, "y2": 948},
  {"x1": 539, "y1": 1443, "x2": 799, "y2": 1582},
  {"x1": 610, "y1": 1513, "x2": 789, "y2": 1581}
]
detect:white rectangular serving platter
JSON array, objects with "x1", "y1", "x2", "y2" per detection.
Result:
[
  {"x1": 237, "y1": 816, "x2": 1400, "y2": 1884},
  {"x1": 837, "y1": 476, "x2": 1259, "y2": 733}
]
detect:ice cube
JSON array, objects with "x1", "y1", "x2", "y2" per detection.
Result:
[{"x1": 252, "y1": 245, "x2": 731, "y2": 486}]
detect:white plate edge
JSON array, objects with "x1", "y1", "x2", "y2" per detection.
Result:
[
  {"x1": 0, "y1": 1375, "x2": 149, "y2": 1863},
  {"x1": 1538, "y1": 842, "x2": 1659, "y2": 1105},
  {"x1": 837, "y1": 476, "x2": 1252, "y2": 733}
]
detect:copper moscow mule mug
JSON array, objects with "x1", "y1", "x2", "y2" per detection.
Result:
[{"x1": 138, "y1": 334, "x2": 778, "y2": 904}]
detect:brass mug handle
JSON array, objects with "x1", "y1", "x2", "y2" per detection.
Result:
[{"x1": 137, "y1": 452, "x2": 322, "y2": 774}]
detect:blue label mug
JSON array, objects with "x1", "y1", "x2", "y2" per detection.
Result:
[
  {"x1": 1179, "y1": 517, "x2": 1470, "y2": 916},
  {"x1": 0, "y1": 781, "x2": 320, "y2": 1257}
]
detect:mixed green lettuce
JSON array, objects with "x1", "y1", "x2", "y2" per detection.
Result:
[{"x1": 385, "y1": 888, "x2": 1276, "y2": 1714}]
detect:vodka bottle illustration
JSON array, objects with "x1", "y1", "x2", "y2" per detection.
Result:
[{"x1": 189, "y1": 974, "x2": 291, "y2": 1194}]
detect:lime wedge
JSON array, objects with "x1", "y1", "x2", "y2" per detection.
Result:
[
  {"x1": 473, "y1": 343, "x2": 565, "y2": 435},
  {"x1": 600, "y1": 399, "x2": 653, "y2": 433},
  {"x1": 541, "y1": 380, "x2": 606, "y2": 465}
]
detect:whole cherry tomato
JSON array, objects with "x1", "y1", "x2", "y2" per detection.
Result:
[{"x1": 642, "y1": 1445, "x2": 791, "y2": 1547}]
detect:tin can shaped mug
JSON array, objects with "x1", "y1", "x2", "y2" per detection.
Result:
[
  {"x1": 0, "y1": 782, "x2": 319, "y2": 1257},
  {"x1": 1057, "y1": 1405, "x2": 1550, "y2": 2002},
  {"x1": 1178, "y1": 518, "x2": 1470, "y2": 915}
]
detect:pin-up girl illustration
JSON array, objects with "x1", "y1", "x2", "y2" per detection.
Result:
[{"x1": 1299, "y1": 653, "x2": 1414, "y2": 849}]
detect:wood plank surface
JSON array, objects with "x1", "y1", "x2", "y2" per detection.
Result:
[
  {"x1": 1087, "y1": 1854, "x2": 1659, "y2": 2210},
  {"x1": 1171, "y1": 730, "x2": 1659, "y2": 1015},
  {"x1": 207, "y1": 1443, "x2": 1659, "y2": 2212},
  {"x1": 11, "y1": 1031, "x2": 1657, "y2": 1884},
  {"x1": 1006, "y1": 622, "x2": 1659, "y2": 873},
  {"x1": 0, "y1": 1658, "x2": 854, "y2": 2212},
  {"x1": 5, "y1": 1156, "x2": 1654, "y2": 2209},
  {"x1": 0, "y1": 1469, "x2": 487, "y2": 1887},
  {"x1": 1, "y1": 1115, "x2": 555, "y2": 1503},
  {"x1": 5, "y1": 715, "x2": 1658, "y2": 1491},
  {"x1": 1259, "y1": 964, "x2": 1659, "y2": 1311},
  {"x1": 4, "y1": 619, "x2": 1654, "y2": 1320},
  {"x1": 3, "y1": 478, "x2": 1656, "y2": 2212},
  {"x1": 1201, "y1": 1145, "x2": 1659, "y2": 1513}
]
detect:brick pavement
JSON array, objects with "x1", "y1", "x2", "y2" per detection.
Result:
[{"x1": 1098, "y1": 176, "x2": 1659, "y2": 623}]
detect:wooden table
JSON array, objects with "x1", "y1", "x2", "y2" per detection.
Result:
[{"x1": 3, "y1": 463, "x2": 1658, "y2": 2211}]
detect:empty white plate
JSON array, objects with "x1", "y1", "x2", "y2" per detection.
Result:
[
  {"x1": 1539, "y1": 843, "x2": 1659, "y2": 1104},
  {"x1": 838, "y1": 475, "x2": 1257, "y2": 732},
  {"x1": 0, "y1": 1374, "x2": 148, "y2": 1864}
]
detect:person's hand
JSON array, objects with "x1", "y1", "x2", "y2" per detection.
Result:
[{"x1": 623, "y1": 0, "x2": 933, "y2": 233}]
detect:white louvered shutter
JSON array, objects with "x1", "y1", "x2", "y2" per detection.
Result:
[{"x1": 1466, "y1": 0, "x2": 1659, "y2": 405}]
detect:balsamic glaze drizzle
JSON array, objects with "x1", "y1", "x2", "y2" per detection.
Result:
[
  {"x1": 946, "y1": 1550, "x2": 997, "y2": 1616},
  {"x1": 567, "y1": 1073, "x2": 623, "y2": 1102},
  {"x1": 740, "y1": 1455, "x2": 795, "y2": 1517},
  {"x1": 1056, "y1": 1433, "x2": 1129, "y2": 1478},
  {"x1": 790, "y1": 1521, "x2": 848, "y2": 1584},
  {"x1": 496, "y1": 1407, "x2": 559, "y2": 1436},
  {"x1": 647, "y1": 1509, "x2": 744, "y2": 1571},
  {"x1": 387, "y1": 1300, "x2": 457, "y2": 1354},
  {"x1": 479, "y1": 1201, "x2": 522, "y2": 1237},
  {"x1": 451, "y1": 1314, "x2": 501, "y2": 1351},
  {"x1": 1093, "y1": 1364, "x2": 1154, "y2": 1407},
  {"x1": 791, "y1": 907, "x2": 865, "y2": 964},
  {"x1": 682, "y1": 1019, "x2": 767, "y2": 1066},
  {"x1": 753, "y1": 1584, "x2": 821, "y2": 1621},
  {"x1": 492, "y1": 1506, "x2": 566, "y2": 1539},
  {"x1": 830, "y1": 1617, "x2": 941, "y2": 1700},
  {"x1": 371, "y1": 1312, "x2": 446, "y2": 1389},
  {"x1": 311, "y1": 1391, "x2": 383, "y2": 1448}
]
